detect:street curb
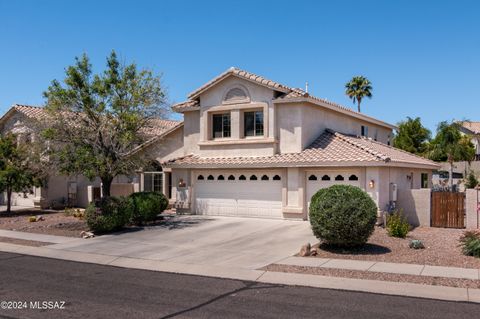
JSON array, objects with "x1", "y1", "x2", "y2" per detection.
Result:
[{"x1": 1, "y1": 242, "x2": 480, "y2": 303}]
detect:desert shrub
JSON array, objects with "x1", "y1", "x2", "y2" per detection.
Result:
[
  {"x1": 386, "y1": 210, "x2": 410, "y2": 238},
  {"x1": 409, "y1": 239, "x2": 424, "y2": 249},
  {"x1": 309, "y1": 185, "x2": 377, "y2": 247},
  {"x1": 459, "y1": 231, "x2": 480, "y2": 257},
  {"x1": 85, "y1": 196, "x2": 133, "y2": 233},
  {"x1": 130, "y1": 192, "x2": 168, "y2": 225}
]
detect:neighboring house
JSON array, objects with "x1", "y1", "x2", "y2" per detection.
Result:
[
  {"x1": 459, "y1": 121, "x2": 480, "y2": 161},
  {"x1": 144, "y1": 67, "x2": 440, "y2": 220},
  {"x1": 0, "y1": 104, "x2": 182, "y2": 208}
]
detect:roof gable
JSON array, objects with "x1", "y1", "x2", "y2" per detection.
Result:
[{"x1": 187, "y1": 67, "x2": 290, "y2": 100}]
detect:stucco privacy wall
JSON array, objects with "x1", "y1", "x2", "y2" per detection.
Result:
[
  {"x1": 396, "y1": 189, "x2": 431, "y2": 226},
  {"x1": 466, "y1": 189, "x2": 480, "y2": 229}
]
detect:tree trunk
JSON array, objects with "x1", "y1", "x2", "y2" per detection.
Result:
[
  {"x1": 357, "y1": 98, "x2": 361, "y2": 113},
  {"x1": 449, "y1": 160, "x2": 454, "y2": 189},
  {"x1": 101, "y1": 176, "x2": 113, "y2": 198},
  {"x1": 6, "y1": 187, "x2": 12, "y2": 214}
]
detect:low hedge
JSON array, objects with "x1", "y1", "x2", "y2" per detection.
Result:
[
  {"x1": 130, "y1": 192, "x2": 168, "y2": 225},
  {"x1": 309, "y1": 185, "x2": 377, "y2": 247},
  {"x1": 85, "y1": 196, "x2": 133, "y2": 233}
]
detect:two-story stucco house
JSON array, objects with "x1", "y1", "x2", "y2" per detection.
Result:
[
  {"x1": 1, "y1": 68, "x2": 440, "y2": 219},
  {"x1": 149, "y1": 67, "x2": 440, "y2": 220}
]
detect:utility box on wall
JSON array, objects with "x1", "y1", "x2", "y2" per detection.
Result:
[{"x1": 389, "y1": 183, "x2": 398, "y2": 202}]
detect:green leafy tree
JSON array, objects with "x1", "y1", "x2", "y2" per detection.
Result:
[
  {"x1": 428, "y1": 121, "x2": 476, "y2": 187},
  {"x1": 345, "y1": 76, "x2": 372, "y2": 112},
  {"x1": 42, "y1": 51, "x2": 168, "y2": 197},
  {"x1": 0, "y1": 134, "x2": 44, "y2": 213},
  {"x1": 393, "y1": 117, "x2": 431, "y2": 155}
]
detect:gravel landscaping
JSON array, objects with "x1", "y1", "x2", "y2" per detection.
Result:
[
  {"x1": 0, "y1": 209, "x2": 87, "y2": 238},
  {"x1": 263, "y1": 264, "x2": 480, "y2": 289},
  {"x1": 306, "y1": 226, "x2": 480, "y2": 269}
]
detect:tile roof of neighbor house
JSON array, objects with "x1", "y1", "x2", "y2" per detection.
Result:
[
  {"x1": 172, "y1": 67, "x2": 396, "y2": 130},
  {"x1": 1, "y1": 104, "x2": 181, "y2": 137},
  {"x1": 164, "y1": 129, "x2": 439, "y2": 169},
  {"x1": 460, "y1": 121, "x2": 480, "y2": 135}
]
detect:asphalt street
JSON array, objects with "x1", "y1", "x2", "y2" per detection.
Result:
[{"x1": 0, "y1": 251, "x2": 479, "y2": 319}]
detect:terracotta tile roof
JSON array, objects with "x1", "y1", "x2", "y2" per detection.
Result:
[
  {"x1": 460, "y1": 121, "x2": 480, "y2": 135},
  {"x1": 172, "y1": 100, "x2": 200, "y2": 112},
  {"x1": 1, "y1": 104, "x2": 180, "y2": 137},
  {"x1": 11, "y1": 104, "x2": 48, "y2": 120},
  {"x1": 164, "y1": 130, "x2": 439, "y2": 169}
]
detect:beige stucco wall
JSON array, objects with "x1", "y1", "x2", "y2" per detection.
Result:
[
  {"x1": 276, "y1": 102, "x2": 393, "y2": 154},
  {"x1": 139, "y1": 126, "x2": 185, "y2": 163},
  {"x1": 183, "y1": 111, "x2": 200, "y2": 155},
  {"x1": 194, "y1": 76, "x2": 276, "y2": 158},
  {"x1": 396, "y1": 189, "x2": 431, "y2": 226}
]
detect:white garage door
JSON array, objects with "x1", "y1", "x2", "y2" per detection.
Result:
[
  {"x1": 306, "y1": 171, "x2": 361, "y2": 208},
  {"x1": 194, "y1": 172, "x2": 283, "y2": 219}
]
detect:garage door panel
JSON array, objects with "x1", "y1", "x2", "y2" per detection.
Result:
[{"x1": 195, "y1": 174, "x2": 283, "y2": 219}]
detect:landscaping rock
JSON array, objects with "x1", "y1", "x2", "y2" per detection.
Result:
[
  {"x1": 310, "y1": 247, "x2": 318, "y2": 256},
  {"x1": 299, "y1": 243, "x2": 311, "y2": 257},
  {"x1": 80, "y1": 231, "x2": 95, "y2": 239}
]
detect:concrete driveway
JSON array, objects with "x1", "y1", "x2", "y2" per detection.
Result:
[{"x1": 49, "y1": 215, "x2": 315, "y2": 270}]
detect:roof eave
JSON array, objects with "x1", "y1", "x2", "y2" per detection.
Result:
[
  {"x1": 188, "y1": 72, "x2": 290, "y2": 100},
  {"x1": 172, "y1": 105, "x2": 200, "y2": 113},
  {"x1": 163, "y1": 159, "x2": 439, "y2": 170}
]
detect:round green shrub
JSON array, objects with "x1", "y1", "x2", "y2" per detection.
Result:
[
  {"x1": 309, "y1": 185, "x2": 377, "y2": 247},
  {"x1": 85, "y1": 196, "x2": 133, "y2": 233},
  {"x1": 129, "y1": 192, "x2": 168, "y2": 225}
]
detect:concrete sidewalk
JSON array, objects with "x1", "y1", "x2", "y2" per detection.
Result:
[{"x1": 276, "y1": 256, "x2": 480, "y2": 280}]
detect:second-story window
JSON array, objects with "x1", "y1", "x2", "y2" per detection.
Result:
[
  {"x1": 212, "y1": 113, "x2": 231, "y2": 138},
  {"x1": 244, "y1": 111, "x2": 264, "y2": 137}
]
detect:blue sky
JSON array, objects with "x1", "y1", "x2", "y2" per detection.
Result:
[{"x1": 0, "y1": 0, "x2": 478, "y2": 132}]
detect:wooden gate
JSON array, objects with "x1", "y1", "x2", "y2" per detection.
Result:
[{"x1": 431, "y1": 192, "x2": 465, "y2": 228}]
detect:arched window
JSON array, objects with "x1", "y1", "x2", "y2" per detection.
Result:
[
  {"x1": 349, "y1": 174, "x2": 359, "y2": 181},
  {"x1": 335, "y1": 175, "x2": 344, "y2": 181},
  {"x1": 217, "y1": 175, "x2": 225, "y2": 180},
  {"x1": 308, "y1": 175, "x2": 317, "y2": 181},
  {"x1": 228, "y1": 175, "x2": 235, "y2": 180},
  {"x1": 261, "y1": 175, "x2": 269, "y2": 180},
  {"x1": 197, "y1": 175, "x2": 204, "y2": 180},
  {"x1": 250, "y1": 175, "x2": 257, "y2": 181},
  {"x1": 207, "y1": 175, "x2": 214, "y2": 180},
  {"x1": 273, "y1": 175, "x2": 281, "y2": 181},
  {"x1": 239, "y1": 175, "x2": 246, "y2": 180},
  {"x1": 321, "y1": 175, "x2": 331, "y2": 181},
  {"x1": 224, "y1": 87, "x2": 248, "y2": 103}
]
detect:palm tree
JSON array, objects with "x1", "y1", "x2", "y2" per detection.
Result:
[{"x1": 345, "y1": 76, "x2": 372, "y2": 112}]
